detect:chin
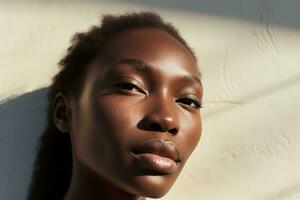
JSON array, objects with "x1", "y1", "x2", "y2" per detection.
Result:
[{"x1": 129, "y1": 173, "x2": 179, "y2": 199}]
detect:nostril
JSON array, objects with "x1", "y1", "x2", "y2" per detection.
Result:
[
  {"x1": 169, "y1": 128, "x2": 177, "y2": 134},
  {"x1": 150, "y1": 123, "x2": 162, "y2": 131}
]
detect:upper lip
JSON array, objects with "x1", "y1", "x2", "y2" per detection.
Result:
[{"x1": 132, "y1": 138, "x2": 181, "y2": 162}]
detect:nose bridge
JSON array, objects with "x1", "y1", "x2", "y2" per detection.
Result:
[
  {"x1": 143, "y1": 89, "x2": 179, "y2": 134},
  {"x1": 152, "y1": 91, "x2": 174, "y2": 119}
]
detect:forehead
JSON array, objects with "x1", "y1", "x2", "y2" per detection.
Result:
[{"x1": 96, "y1": 28, "x2": 200, "y2": 78}]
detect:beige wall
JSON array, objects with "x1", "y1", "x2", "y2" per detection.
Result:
[{"x1": 1, "y1": 1, "x2": 300, "y2": 199}]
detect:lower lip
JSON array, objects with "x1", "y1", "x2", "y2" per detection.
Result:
[{"x1": 131, "y1": 152, "x2": 179, "y2": 174}]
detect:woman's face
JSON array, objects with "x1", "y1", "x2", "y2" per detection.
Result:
[{"x1": 69, "y1": 28, "x2": 203, "y2": 198}]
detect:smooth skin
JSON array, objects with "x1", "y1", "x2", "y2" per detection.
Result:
[{"x1": 53, "y1": 28, "x2": 203, "y2": 200}]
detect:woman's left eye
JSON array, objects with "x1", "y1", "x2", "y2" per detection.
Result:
[
  {"x1": 176, "y1": 97, "x2": 203, "y2": 109},
  {"x1": 115, "y1": 82, "x2": 138, "y2": 90}
]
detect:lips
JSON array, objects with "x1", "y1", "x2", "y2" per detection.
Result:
[
  {"x1": 131, "y1": 138, "x2": 181, "y2": 163},
  {"x1": 131, "y1": 138, "x2": 181, "y2": 173}
]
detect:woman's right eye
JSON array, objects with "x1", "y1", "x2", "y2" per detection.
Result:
[{"x1": 113, "y1": 82, "x2": 142, "y2": 93}]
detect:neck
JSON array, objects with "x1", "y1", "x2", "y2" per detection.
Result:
[{"x1": 63, "y1": 162, "x2": 146, "y2": 200}]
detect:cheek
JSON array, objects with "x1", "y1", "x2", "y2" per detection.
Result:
[
  {"x1": 180, "y1": 112, "x2": 202, "y2": 162},
  {"x1": 93, "y1": 95, "x2": 142, "y2": 141},
  {"x1": 72, "y1": 95, "x2": 141, "y2": 171}
]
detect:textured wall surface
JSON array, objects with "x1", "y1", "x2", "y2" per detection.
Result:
[{"x1": 0, "y1": 1, "x2": 300, "y2": 199}]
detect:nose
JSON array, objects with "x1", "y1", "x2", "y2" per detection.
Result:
[{"x1": 138, "y1": 97, "x2": 179, "y2": 135}]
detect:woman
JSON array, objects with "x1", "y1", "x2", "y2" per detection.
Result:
[{"x1": 27, "y1": 11, "x2": 203, "y2": 200}]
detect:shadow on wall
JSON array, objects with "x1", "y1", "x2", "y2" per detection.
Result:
[
  {"x1": 117, "y1": 0, "x2": 300, "y2": 29},
  {"x1": 0, "y1": 87, "x2": 49, "y2": 200}
]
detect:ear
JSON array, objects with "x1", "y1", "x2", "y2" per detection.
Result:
[{"x1": 52, "y1": 92, "x2": 72, "y2": 133}]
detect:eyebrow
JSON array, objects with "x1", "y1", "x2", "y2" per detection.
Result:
[{"x1": 109, "y1": 58, "x2": 202, "y2": 86}]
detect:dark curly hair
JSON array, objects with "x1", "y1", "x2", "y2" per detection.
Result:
[{"x1": 26, "y1": 11, "x2": 197, "y2": 200}]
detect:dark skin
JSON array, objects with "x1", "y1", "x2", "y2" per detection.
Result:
[{"x1": 53, "y1": 28, "x2": 203, "y2": 200}]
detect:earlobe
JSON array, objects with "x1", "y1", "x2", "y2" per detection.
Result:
[{"x1": 53, "y1": 92, "x2": 71, "y2": 133}]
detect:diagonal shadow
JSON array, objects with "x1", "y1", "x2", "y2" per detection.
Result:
[
  {"x1": 0, "y1": 87, "x2": 49, "y2": 200},
  {"x1": 114, "y1": 0, "x2": 300, "y2": 29}
]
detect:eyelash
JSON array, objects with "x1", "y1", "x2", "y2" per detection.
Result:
[
  {"x1": 176, "y1": 97, "x2": 203, "y2": 109},
  {"x1": 114, "y1": 82, "x2": 144, "y2": 93},
  {"x1": 114, "y1": 82, "x2": 203, "y2": 109}
]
